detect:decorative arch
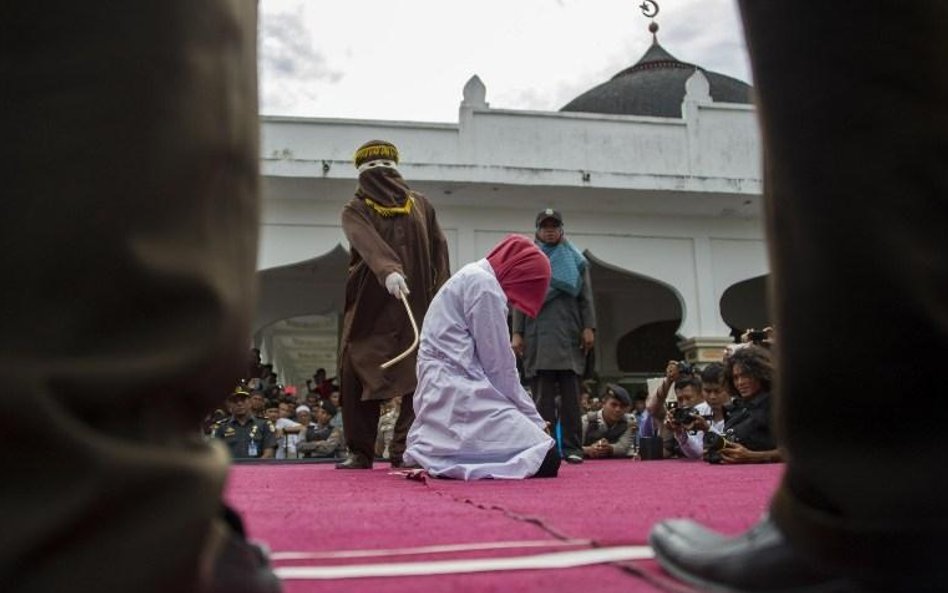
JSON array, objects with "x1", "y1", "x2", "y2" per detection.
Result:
[
  {"x1": 585, "y1": 251, "x2": 685, "y2": 377},
  {"x1": 616, "y1": 320, "x2": 684, "y2": 373},
  {"x1": 720, "y1": 274, "x2": 771, "y2": 333},
  {"x1": 254, "y1": 243, "x2": 348, "y2": 334},
  {"x1": 254, "y1": 244, "x2": 349, "y2": 388}
]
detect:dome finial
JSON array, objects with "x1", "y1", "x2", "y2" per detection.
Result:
[
  {"x1": 639, "y1": 1, "x2": 660, "y2": 42},
  {"x1": 648, "y1": 20, "x2": 659, "y2": 42}
]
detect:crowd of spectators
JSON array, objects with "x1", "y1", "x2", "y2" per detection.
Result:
[
  {"x1": 203, "y1": 348, "x2": 353, "y2": 461},
  {"x1": 208, "y1": 329, "x2": 779, "y2": 466},
  {"x1": 632, "y1": 329, "x2": 779, "y2": 464},
  {"x1": 570, "y1": 328, "x2": 779, "y2": 464}
]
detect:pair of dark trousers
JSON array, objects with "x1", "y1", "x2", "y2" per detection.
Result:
[
  {"x1": 339, "y1": 355, "x2": 415, "y2": 462},
  {"x1": 533, "y1": 370, "x2": 582, "y2": 456},
  {"x1": 739, "y1": 1, "x2": 948, "y2": 587},
  {"x1": 0, "y1": 3, "x2": 259, "y2": 592}
]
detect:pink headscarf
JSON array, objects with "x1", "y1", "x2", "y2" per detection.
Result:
[{"x1": 486, "y1": 235, "x2": 551, "y2": 318}]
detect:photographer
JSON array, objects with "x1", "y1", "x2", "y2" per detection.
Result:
[
  {"x1": 645, "y1": 360, "x2": 690, "y2": 422},
  {"x1": 706, "y1": 345, "x2": 780, "y2": 464},
  {"x1": 663, "y1": 376, "x2": 712, "y2": 460},
  {"x1": 581, "y1": 384, "x2": 635, "y2": 459},
  {"x1": 643, "y1": 360, "x2": 694, "y2": 456},
  {"x1": 741, "y1": 326, "x2": 775, "y2": 349}
]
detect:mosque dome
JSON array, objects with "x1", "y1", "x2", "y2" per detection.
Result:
[{"x1": 560, "y1": 35, "x2": 752, "y2": 118}]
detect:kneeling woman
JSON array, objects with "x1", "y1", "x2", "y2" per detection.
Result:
[{"x1": 404, "y1": 235, "x2": 561, "y2": 479}]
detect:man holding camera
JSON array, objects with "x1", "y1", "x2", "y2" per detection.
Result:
[
  {"x1": 663, "y1": 376, "x2": 713, "y2": 460},
  {"x1": 581, "y1": 384, "x2": 635, "y2": 459},
  {"x1": 683, "y1": 363, "x2": 729, "y2": 459},
  {"x1": 643, "y1": 360, "x2": 696, "y2": 457}
]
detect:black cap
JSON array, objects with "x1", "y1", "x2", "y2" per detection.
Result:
[
  {"x1": 315, "y1": 399, "x2": 337, "y2": 418},
  {"x1": 604, "y1": 383, "x2": 631, "y2": 407},
  {"x1": 535, "y1": 208, "x2": 563, "y2": 227},
  {"x1": 228, "y1": 388, "x2": 250, "y2": 400}
]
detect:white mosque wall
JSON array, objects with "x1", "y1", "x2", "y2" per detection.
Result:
[
  {"x1": 691, "y1": 104, "x2": 761, "y2": 180},
  {"x1": 257, "y1": 87, "x2": 767, "y2": 372},
  {"x1": 258, "y1": 198, "x2": 460, "y2": 273},
  {"x1": 709, "y1": 237, "x2": 770, "y2": 311},
  {"x1": 262, "y1": 116, "x2": 459, "y2": 166},
  {"x1": 462, "y1": 108, "x2": 690, "y2": 176},
  {"x1": 261, "y1": 96, "x2": 761, "y2": 194},
  {"x1": 258, "y1": 199, "x2": 765, "y2": 332},
  {"x1": 258, "y1": 220, "x2": 346, "y2": 271},
  {"x1": 256, "y1": 195, "x2": 766, "y2": 381}
]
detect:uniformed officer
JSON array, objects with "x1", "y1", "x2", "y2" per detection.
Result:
[
  {"x1": 212, "y1": 389, "x2": 278, "y2": 459},
  {"x1": 580, "y1": 384, "x2": 634, "y2": 459}
]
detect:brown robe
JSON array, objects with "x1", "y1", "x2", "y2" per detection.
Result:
[{"x1": 340, "y1": 190, "x2": 450, "y2": 401}]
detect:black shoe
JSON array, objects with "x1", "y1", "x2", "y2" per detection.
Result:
[
  {"x1": 648, "y1": 516, "x2": 860, "y2": 593},
  {"x1": 335, "y1": 452, "x2": 372, "y2": 469},
  {"x1": 564, "y1": 454, "x2": 583, "y2": 464},
  {"x1": 210, "y1": 506, "x2": 281, "y2": 593}
]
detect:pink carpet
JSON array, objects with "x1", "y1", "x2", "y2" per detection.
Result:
[{"x1": 225, "y1": 460, "x2": 784, "y2": 593}]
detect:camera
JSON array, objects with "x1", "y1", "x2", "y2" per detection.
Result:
[
  {"x1": 672, "y1": 405, "x2": 699, "y2": 425},
  {"x1": 744, "y1": 329, "x2": 768, "y2": 343},
  {"x1": 703, "y1": 431, "x2": 728, "y2": 452},
  {"x1": 674, "y1": 360, "x2": 695, "y2": 375},
  {"x1": 704, "y1": 430, "x2": 739, "y2": 464}
]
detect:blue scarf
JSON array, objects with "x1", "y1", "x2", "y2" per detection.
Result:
[{"x1": 539, "y1": 239, "x2": 586, "y2": 298}]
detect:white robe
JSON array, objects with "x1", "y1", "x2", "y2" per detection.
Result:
[{"x1": 404, "y1": 259, "x2": 554, "y2": 479}]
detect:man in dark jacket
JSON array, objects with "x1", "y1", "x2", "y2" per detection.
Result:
[
  {"x1": 512, "y1": 209, "x2": 596, "y2": 464},
  {"x1": 337, "y1": 139, "x2": 450, "y2": 469}
]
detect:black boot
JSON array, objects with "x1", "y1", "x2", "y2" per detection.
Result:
[
  {"x1": 648, "y1": 516, "x2": 862, "y2": 593},
  {"x1": 335, "y1": 452, "x2": 372, "y2": 469}
]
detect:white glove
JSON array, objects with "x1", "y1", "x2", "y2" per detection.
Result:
[{"x1": 384, "y1": 272, "x2": 410, "y2": 299}]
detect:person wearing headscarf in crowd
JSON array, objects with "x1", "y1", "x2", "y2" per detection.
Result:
[
  {"x1": 511, "y1": 209, "x2": 596, "y2": 464},
  {"x1": 404, "y1": 235, "x2": 561, "y2": 480},
  {"x1": 336, "y1": 139, "x2": 451, "y2": 469}
]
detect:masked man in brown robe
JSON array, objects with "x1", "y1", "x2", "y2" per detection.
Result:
[{"x1": 337, "y1": 140, "x2": 450, "y2": 469}]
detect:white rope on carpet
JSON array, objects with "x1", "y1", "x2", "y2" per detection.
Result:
[
  {"x1": 270, "y1": 538, "x2": 593, "y2": 561},
  {"x1": 274, "y1": 545, "x2": 655, "y2": 580}
]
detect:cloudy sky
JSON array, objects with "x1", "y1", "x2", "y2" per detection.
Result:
[{"x1": 258, "y1": 0, "x2": 751, "y2": 123}]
